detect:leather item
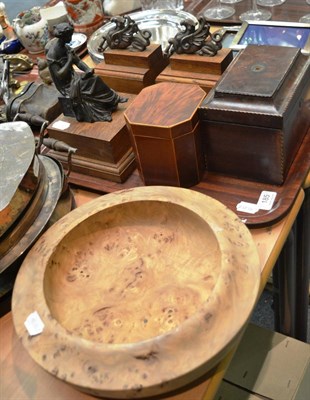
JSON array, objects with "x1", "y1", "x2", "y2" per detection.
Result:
[{"x1": 6, "y1": 81, "x2": 61, "y2": 123}]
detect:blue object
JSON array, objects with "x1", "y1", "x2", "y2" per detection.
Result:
[
  {"x1": 0, "y1": 38, "x2": 24, "y2": 54},
  {"x1": 239, "y1": 25, "x2": 310, "y2": 49}
]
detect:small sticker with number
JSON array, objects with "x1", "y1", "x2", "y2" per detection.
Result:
[
  {"x1": 236, "y1": 201, "x2": 259, "y2": 214},
  {"x1": 257, "y1": 191, "x2": 277, "y2": 211},
  {"x1": 52, "y1": 120, "x2": 70, "y2": 130},
  {"x1": 24, "y1": 311, "x2": 45, "y2": 336}
]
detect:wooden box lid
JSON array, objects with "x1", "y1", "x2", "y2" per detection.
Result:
[
  {"x1": 199, "y1": 45, "x2": 310, "y2": 129},
  {"x1": 124, "y1": 82, "x2": 206, "y2": 139}
]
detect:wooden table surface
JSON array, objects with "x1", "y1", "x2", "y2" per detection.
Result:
[
  {"x1": 0, "y1": 188, "x2": 304, "y2": 400},
  {"x1": 1, "y1": 2, "x2": 308, "y2": 397}
]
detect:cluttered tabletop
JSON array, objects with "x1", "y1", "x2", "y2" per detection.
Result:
[{"x1": 1, "y1": 0, "x2": 310, "y2": 399}]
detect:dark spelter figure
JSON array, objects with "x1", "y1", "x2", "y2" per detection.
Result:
[
  {"x1": 98, "y1": 15, "x2": 152, "y2": 53},
  {"x1": 164, "y1": 16, "x2": 223, "y2": 58},
  {"x1": 45, "y1": 22, "x2": 127, "y2": 123}
]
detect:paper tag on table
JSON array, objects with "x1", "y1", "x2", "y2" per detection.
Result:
[
  {"x1": 236, "y1": 190, "x2": 277, "y2": 214},
  {"x1": 237, "y1": 201, "x2": 260, "y2": 214},
  {"x1": 257, "y1": 191, "x2": 277, "y2": 210},
  {"x1": 24, "y1": 311, "x2": 45, "y2": 336},
  {"x1": 52, "y1": 120, "x2": 70, "y2": 130}
]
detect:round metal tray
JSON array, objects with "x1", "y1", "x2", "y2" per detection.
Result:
[
  {"x1": 0, "y1": 122, "x2": 39, "y2": 238},
  {"x1": 12, "y1": 186, "x2": 260, "y2": 399},
  {"x1": 87, "y1": 9, "x2": 198, "y2": 63},
  {"x1": 0, "y1": 155, "x2": 62, "y2": 274}
]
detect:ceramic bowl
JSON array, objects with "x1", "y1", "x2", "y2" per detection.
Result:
[
  {"x1": 87, "y1": 9, "x2": 198, "y2": 63},
  {"x1": 12, "y1": 186, "x2": 260, "y2": 398},
  {"x1": 69, "y1": 32, "x2": 87, "y2": 52}
]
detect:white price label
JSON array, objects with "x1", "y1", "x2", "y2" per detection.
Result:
[
  {"x1": 257, "y1": 191, "x2": 277, "y2": 211},
  {"x1": 52, "y1": 120, "x2": 70, "y2": 130},
  {"x1": 24, "y1": 311, "x2": 44, "y2": 336},
  {"x1": 236, "y1": 201, "x2": 259, "y2": 214}
]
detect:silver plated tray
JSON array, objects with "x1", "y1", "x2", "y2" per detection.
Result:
[
  {"x1": 0, "y1": 155, "x2": 63, "y2": 301},
  {"x1": 87, "y1": 9, "x2": 198, "y2": 63}
]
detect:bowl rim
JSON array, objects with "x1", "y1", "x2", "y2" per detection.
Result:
[{"x1": 12, "y1": 186, "x2": 260, "y2": 398}]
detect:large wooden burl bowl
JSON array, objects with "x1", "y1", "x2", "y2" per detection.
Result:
[{"x1": 12, "y1": 186, "x2": 260, "y2": 398}]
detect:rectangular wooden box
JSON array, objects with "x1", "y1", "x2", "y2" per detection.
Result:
[
  {"x1": 168, "y1": 48, "x2": 233, "y2": 75},
  {"x1": 156, "y1": 49, "x2": 233, "y2": 94},
  {"x1": 199, "y1": 45, "x2": 310, "y2": 185},
  {"x1": 95, "y1": 44, "x2": 168, "y2": 94},
  {"x1": 47, "y1": 114, "x2": 130, "y2": 164},
  {"x1": 47, "y1": 94, "x2": 136, "y2": 183}
]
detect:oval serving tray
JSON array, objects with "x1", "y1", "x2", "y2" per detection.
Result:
[{"x1": 12, "y1": 186, "x2": 260, "y2": 399}]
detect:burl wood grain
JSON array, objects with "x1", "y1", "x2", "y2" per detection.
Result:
[
  {"x1": 12, "y1": 186, "x2": 260, "y2": 399},
  {"x1": 44, "y1": 201, "x2": 220, "y2": 344}
]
